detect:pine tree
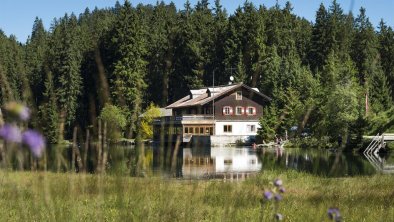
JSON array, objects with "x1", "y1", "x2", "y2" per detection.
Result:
[
  {"x1": 352, "y1": 7, "x2": 392, "y2": 111},
  {"x1": 110, "y1": 0, "x2": 147, "y2": 137},
  {"x1": 48, "y1": 14, "x2": 83, "y2": 141},
  {"x1": 25, "y1": 17, "x2": 48, "y2": 107},
  {"x1": 378, "y1": 20, "x2": 394, "y2": 100}
]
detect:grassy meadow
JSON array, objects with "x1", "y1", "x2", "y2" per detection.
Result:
[{"x1": 0, "y1": 170, "x2": 393, "y2": 221}]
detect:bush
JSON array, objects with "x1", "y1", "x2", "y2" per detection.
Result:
[
  {"x1": 99, "y1": 104, "x2": 127, "y2": 141},
  {"x1": 140, "y1": 103, "x2": 161, "y2": 139}
]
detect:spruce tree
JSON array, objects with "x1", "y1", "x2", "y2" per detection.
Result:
[{"x1": 110, "y1": 0, "x2": 147, "y2": 137}]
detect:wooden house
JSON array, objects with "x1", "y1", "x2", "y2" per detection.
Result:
[{"x1": 153, "y1": 83, "x2": 271, "y2": 146}]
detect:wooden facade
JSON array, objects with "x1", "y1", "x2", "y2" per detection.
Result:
[{"x1": 153, "y1": 84, "x2": 271, "y2": 143}]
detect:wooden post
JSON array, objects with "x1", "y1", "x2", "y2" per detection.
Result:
[
  {"x1": 0, "y1": 108, "x2": 3, "y2": 126},
  {"x1": 171, "y1": 135, "x2": 182, "y2": 175},
  {"x1": 73, "y1": 127, "x2": 84, "y2": 171},
  {"x1": 83, "y1": 128, "x2": 90, "y2": 172},
  {"x1": 71, "y1": 126, "x2": 77, "y2": 172},
  {"x1": 0, "y1": 142, "x2": 4, "y2": 167},
  {"x1": 97, "y1": 119, "x2": 102, "y2": 173},
  {"x1": 102, "y1": 121, "x2": 108, "y2": 173}
]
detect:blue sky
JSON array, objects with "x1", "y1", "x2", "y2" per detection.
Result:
[{"x1": 1, "y1": 0, "x2": 393, "y2": 43}]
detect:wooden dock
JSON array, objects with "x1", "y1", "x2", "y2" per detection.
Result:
[
  {"x1": 363, "y1": 133, "x2": 394, "y2": 174},
  {"x1": 363, "y1": 133, "x2": 394, "y2": 155}
]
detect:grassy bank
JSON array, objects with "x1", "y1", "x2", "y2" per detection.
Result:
[{"x1": 0, "y1": 170, "x2": 393, "y2": 221}]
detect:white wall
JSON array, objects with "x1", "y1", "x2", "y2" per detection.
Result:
[{"x1": 215, "y1": 121, "x2": 259, "y2": 136}]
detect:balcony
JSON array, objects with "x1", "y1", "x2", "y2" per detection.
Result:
[{"x1": 153, "y1": 115, "x2": 215, "y2": 124}]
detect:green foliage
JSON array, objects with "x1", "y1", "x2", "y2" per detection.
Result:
[
  {"x1": 48, "y1": 14, "x2": 83, "y2": 127},
  {"x1": 0, "y1": 1, "x2": 393, "y2": 144},
  {"x1": 258, "y1": 106, "x2": 277, "y2": 142},
  {"x1": 99, "y1": 104, "x2": 127, "y2": 141},
  {"x1": 110, "y1": 1, "x2": 147, "y2": 137},
  {"x1": 37, "y1": 72, "x2": 59, "y2": 144},
  {"x1": 140, "y1": 103, "x2": 161, "y2": 139}
]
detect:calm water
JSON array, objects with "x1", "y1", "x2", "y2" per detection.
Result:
[
  {"x1": 15, "y1": 144, "x2": 394, "y2": 178},
  {"x1": 104, "y1": 145, "x2": 393, "y2": 178}
]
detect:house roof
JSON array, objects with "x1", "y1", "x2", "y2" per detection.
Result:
[
  {"x1": 166, "y1": 83, "x2": 271, "y2": 109},
  {"x1": 139, "y1": 108, "x2": 172, "y2": 118}
]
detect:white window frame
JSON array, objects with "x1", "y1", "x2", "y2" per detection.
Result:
[
  {"x1": 223, "y1": 106, "x2": 232, "y2": 115},
  {"x1": 235, "y1": 106, "x2": 244, "y2": 115},
  {"x1": 236, "y1": 91, "x2": 242, "y2": 100},
  {"x1": 246, "y1": 106, "x2": 256, "y2": 116}
]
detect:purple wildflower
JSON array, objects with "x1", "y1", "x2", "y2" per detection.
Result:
[
  {"x1": 274, "y1": 179, "x2": 283, "y2": 187},
  {"x1": 0, "y1": 124, "x2": 22, "y2": 143},
  {"x1": 279, "y1": 187, "x2": 286, "y2": 193},
  {"x1": 328, "y1": 208, "x2": 341, "y2": 222},
  {"x1": 275, "y1": 213, "x2": 284, "y2": 221},
  {"x1": 22, "y1": 130, "x2": 45, "y2": 157},
  {"x1": 264, "y1": 191, "x2": 273, "y2": 200},
  {"x1": 274, "y1": 194, "x2": 282, "y2": 201},
  {"x1": 19, "y1": 106, "x2": 30, "y2": 121}
]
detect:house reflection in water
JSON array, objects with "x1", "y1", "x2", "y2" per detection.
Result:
[{"x1": 182, "y1": 147, "x2": 261, "y2": 180}]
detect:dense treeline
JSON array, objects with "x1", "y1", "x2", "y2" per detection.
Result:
[{"x1": 0, "y1": 0, "x2": 393, "y2": 145}]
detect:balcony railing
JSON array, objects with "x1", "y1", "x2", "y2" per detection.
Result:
[{"x1": 153, "y1": 115, "x2": 214, "y2": 123}]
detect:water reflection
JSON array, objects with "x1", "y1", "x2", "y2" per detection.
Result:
[
  {"x1": 258, "y1": 148, "x2": 389, "y2": 177},
  {"x1": 181, "y1": 147, "x2": 261, "y2": 179},
  {"x1": 4, "y1": 143, "x2": 392, "y2": 178},
  {"x1": 154, "y1": 146, "x2": 392, "y2": 178}
]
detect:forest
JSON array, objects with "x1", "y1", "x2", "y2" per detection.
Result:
[{"x1": 0, "y1": 0, "x2": 393, "y2": 147}]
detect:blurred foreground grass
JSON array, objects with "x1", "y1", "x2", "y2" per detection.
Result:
[{"x1": 0, "y1": 170, "x2": 393, "y2": 221}]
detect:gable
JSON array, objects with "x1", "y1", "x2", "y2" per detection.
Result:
[{"x1": 165, "y1": 83, "x2": 271, "y2": 109}]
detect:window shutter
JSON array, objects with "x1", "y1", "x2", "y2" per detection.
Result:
[
  {"x1": 229, "y1": 107, "x2": 233, "y2": 115},
  {"x1": 245, "y1": 107, "x2": 249, "y2": 115},
  {"x1": 253, "y1": 107, "x2": 256, "y2": 115},
  {"x1": 241, "y1": 107, "x2": 245, "y2": 115},
  {"x1": 222, "y1": 107, "x2": 226, "y2": 115}
]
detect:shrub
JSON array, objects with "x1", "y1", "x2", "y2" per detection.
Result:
[{"x1": 99, "y1": 104, "x2": 127, "y2": 141}]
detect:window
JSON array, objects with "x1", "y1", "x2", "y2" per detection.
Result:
[
  {"x1": 235, "y1": 106, "x2": 244, "y2": 115},
  {"x1": 224, "y1": 159, "x2": 233, "y2": 165},
  {"x1": 246, "y1": 106, "x2": 256, "y2": 115},
  {"x1": 200, "y1": 127, "x2": 204, "y2": 134},
  {"x1": 236, "y1": 91, "x2": 242, "y2": 100},
  {"x1": 224, "y1": 125, "x2": 232, "y2": 133},
  {"x1": 185, "y1": 127, "x2": 189, "y2": 134},
  {"x1": 189, "y1": 127, "x2": 194, "y2": 134},
  {"x1": 222, "y1": 106, "x2": 233, "y2": 115},
  {"x1": 247, "y1": 125, "x2": 256, "y2": 133}
]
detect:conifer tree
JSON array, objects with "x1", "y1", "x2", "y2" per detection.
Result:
[
  {"x1": 25, "y1": 17, "x2": 48, "y2": 107},
  {"x1": 110, "y1": 0, "x2": 147, "y2": 137},
  {"x1": 48, "y1": 14, "x2": 83, "y2": 141}
]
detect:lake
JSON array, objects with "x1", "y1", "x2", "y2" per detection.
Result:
[
  {"x1": 9, "y1": 144, "x2": 393, "y2": 178},
  {"x1": 105, "y1": 145, "x2": 393, "y2": 178}
]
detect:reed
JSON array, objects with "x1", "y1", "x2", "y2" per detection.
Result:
[{"x1": 0, "y1": 170, "x2": 393, "y2": 221}]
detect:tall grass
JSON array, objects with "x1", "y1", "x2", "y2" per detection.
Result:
[{"x1": 0, "y1": 170, "x2": 393, "y2": 221}]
